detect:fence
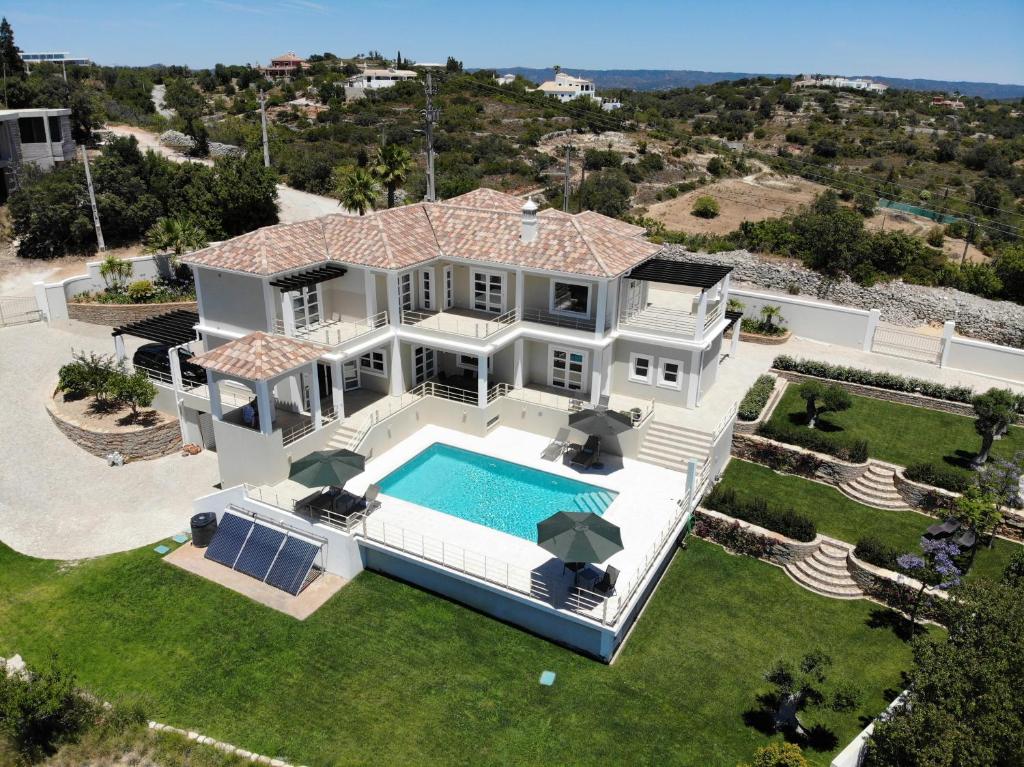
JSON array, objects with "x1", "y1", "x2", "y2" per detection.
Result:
[
  {"x1": 0, "y1": 296, "x2": 43, "y2": 326},
  {"x1": 871, "y1": 324, "x2": 943, "y2": 364},
  {"x1": 520, "y1": 307, "x2": 599, "y2": 332},
  {"x1": 401, "y1": 307, "x2": 518, "y2": 338},
  {"x1": 272, "y1": 311, "x2": 388, "y2": 347},
  {"x1": 281, "y1": 404, "x2": 339, "y2": 446}
]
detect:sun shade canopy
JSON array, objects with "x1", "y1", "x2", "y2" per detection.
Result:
[
  {"x1": 569, "y1": 408, "x2": 634, "y2": 437},
  {"x1": 289, "y1": 449, "x2": 366, "y2": 488},
  {"x1": 627, "y1": 257, "x2": 733, "y2": 289},
  {"x1": 111, "y1": 309, "x2": 199, "y2": 347},
  {"x1": 269, "y1": 263, "x2": 348, "y2": 292},
  {"x1": 537, "y1": 511, "x2": 624, "y2": 564}
]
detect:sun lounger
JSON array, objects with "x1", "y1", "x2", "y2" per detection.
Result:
[
  {"x1": 954, "y1": 528, "x2": 977, "y2": 550},
  {"x1": 541, "y1": 427, "x2": 571, "y2": 461},
  {"x1": 569, "y1": 435, "x2": 601, "y2": 469}
]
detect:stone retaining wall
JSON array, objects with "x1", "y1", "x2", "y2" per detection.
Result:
[
  {"x1": 67, "y1": 300, "x2": 197, "y2": 327},
  {"x1": 694, "y1": 507, "x2": 819, "y2": 566},
  {"x1": 847, "y1": 552, "x2": 949, "y2": 623},
  {"x1": 739, "y1": 330, "x2": 791, "y2": 345},
  {"x1": 732, "y1": 432, "x2": 869, "y2": 485},
  {"x1": 892, "y1": 470, "x2": 958, "y2": 514},
  {"x1": 734, "y1": 376, "x2": 786, "y2": 435},
  {"x1": 46, "y1": 403, "x2": 181, "y2": 461}
]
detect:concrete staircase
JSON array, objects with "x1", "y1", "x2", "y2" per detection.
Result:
[
  {"x1": 784, "y1": 539, "x2": 864, "y2": 600},
  {"x1": 637, "y1": 421, "x2": 712, "y2": 472},
  {"x1": 326, "y1": 420, "x2": 367, "y2": 452},
  {"x1": 840, "y1": 464, "x2": 909, "y2": 510},
  {"x1": 574, "y1": 490, "x2": 618, "y2": 515}
]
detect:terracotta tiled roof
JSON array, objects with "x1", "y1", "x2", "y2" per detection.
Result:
[
  {"x1": 184, "y1": 188, "x2": 661, "y2": 279},
  {"x1": 189, "y1": 332, "x2": 323, "y2": 381}
]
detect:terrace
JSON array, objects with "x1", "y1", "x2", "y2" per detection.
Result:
[{"x1": 618, "y1": 258, "x2": 731, "y2": 342}]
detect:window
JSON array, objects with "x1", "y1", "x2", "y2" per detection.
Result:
[
  {"x1": 47, "y1": 116, "x2": 62, "y2": 143},
  {"x1": 399, "y1": 273, "x2": 413, "y2": 312},
  {"x1": 359, "y1": 350, "x2": 387, "y2": 377},
  {"x1": 629, "y1": 353, "x2": 653, "y2": 384},
  {"x1": 549, "y1": 280, "x2": 591, "y2": 317},
  {"x1": 456, "y1": 354, "x2": 492, "y2": 373},
  {"x1": 17, "y1": 117, "x2": 46, "y2": 144},
  {"x1": 472, "y1": 270, "x2": 505, "y2": 313},
  {"x1": 549, "y1": 346, "x2": 587, "y2": 392},
  {"x1": 657, "y1": 358, "x2": 683, "y2": 390},
  {"x1": 288, "y1": 285, "x2": 320, "y2": 330},
  {"x1": 443, "y1": 265, "x2": 453, "y2": 309},
  {"x1": 412, "y1": 346, "x2": 436, "y2": 385},
  {"x1": 419, "y1": 269, "x2": 433, "y2": 311}
]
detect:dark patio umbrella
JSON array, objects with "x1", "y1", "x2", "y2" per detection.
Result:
[
  {"x1": 537, "y1": 511, "x2": 623, "y2": 564},
  {"x1": 289, "y1": 449, "x2": 365, "y2": 488},
  {"x1": 569, "y1": 407, "x2": 633, "y2": 438}
]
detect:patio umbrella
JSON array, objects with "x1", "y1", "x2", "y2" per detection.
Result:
[
  {"x1": 289, "y1": 449, "x2": 366, "y2": 488},
  {"x1": 568, "y1": 407, "x2": 633, "y2": 438},
  {"x1": 537, "y1": 511, "x2": 623, "y2": 565}
]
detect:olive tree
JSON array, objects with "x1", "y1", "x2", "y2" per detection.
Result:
[
  {"x1": 971, "y1": 388, "x2": 1021, "y2": 467},
  {"x1": 797, "y1": 381, "x2": 852, "y2": 429}
]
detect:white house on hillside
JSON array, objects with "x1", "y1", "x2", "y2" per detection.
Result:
[
  {"x1": 346, "y1": 67, "x2": 418, "y2": 90},
  {"x1": 535, "y1": 71, "x2": 601, "y2": 103},
  {"x1": 0, "y1": 107, "x2": 75, "y2": 200}
]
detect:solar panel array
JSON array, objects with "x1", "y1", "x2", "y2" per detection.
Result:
[{"x1": 204, "y1": 511, "x2": 321, "y2": 596}]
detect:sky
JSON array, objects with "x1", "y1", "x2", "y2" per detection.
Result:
[{"x1": 7, "y1": 0, "x2": 1024, "y2": 84}]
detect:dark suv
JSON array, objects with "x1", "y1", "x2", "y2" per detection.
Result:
[{"x1": 132, "y1": 343, "x2": 207, "y2": 386}]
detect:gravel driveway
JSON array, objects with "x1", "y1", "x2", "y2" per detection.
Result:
[{"x1": 0, "y1": 321, "x2": 220, "y2": 560}]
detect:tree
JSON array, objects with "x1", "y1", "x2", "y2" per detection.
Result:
[
  {"x1": 445, "y1": 56, "x2": 463, "y2": 73},
  {"x1": 371, "y1": 143, "x2": 412, "y2": 209},
  {"x1": 761, "y1": 649, "x2": 858, "y2": 738},
  {"x1": 333, "y1": 166, "x2": 378, "y2": 216},
  {"x1": 896, "y1": 537, "x2": 962, "y2": 630},
  {"x1": 993, "y1": 244, "x2": 1024, "y2": 302},
  {"x1": 759, "y1": 304, "x2": 784, "y2": 332},
  {"x1": 953, "y1": 486, "x2": 1002, "y2": 548},
  {"x1": 971, "y1": 388, "x2": 1021, "y2": 467},
  {"x1": 691, "y1": 195, "x2": 720, "y2": 219},
  {"x1": 0, "y1": 17, "x2": 24, "y2": 77},
  {"x1": 797, "y1": 381, "x2": 851, "y2": 429},
  {"x1": 578, "y1": 168, "x2": 633, "y2": 218},
  {"x1": 144, "y1": 216, "x2": 208, "y2": 261},
  {"x1": 865, "y1": 578, "x2": 1024, "y2": 766},
  {"x1": 743, "y1": 742, "x2": 809, "y2": 767},
  {"x1": 109, "y1": 369, "x2": 157, "y2": 422},
  {"x1": 706, "y1": 156, "x2": 726, "y2": 176}
]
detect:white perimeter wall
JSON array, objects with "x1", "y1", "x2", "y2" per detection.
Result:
[
  {"x1": 35, "y1": 254, "x2": 175, "y2": 321},
  {"x1": 731, "y1": 288, "x2": 871, "y2": 349},
  {"x1": 945, "y1": 335, "x2": 1024, "y2": 384}
]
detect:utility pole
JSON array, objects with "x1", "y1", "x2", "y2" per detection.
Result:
[
  {"x1": 579, "y1": 162, "x2": 586, "y2": 213},
  {"x1": 80, "y1": 146, "x2": 105, "y2": 252},
  {"x1": 562, "y1": 144, "x2": 572, "y2": 212},
  {"x1": 422, "y1": 72, "x2": 439, "y2": 202},
  {"x1": 258, "y1": 89, "x2": 270, "y2": 168}
]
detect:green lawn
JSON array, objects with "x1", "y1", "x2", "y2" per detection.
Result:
[
  {"x1": 718, "y1": 459, "x2": 1022, "y2": 582},
  {"x1": 0, "y1": 538, "x2": 919, "y2": 767},
  {"x1": 767, "y1": 387, "x2": 1024, "y2": 471}
]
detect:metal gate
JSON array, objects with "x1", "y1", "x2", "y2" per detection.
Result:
[
  {"x1": 0, "y1": 296, "x2": 43, "y2": 326},
  {"x1": 871, "y1": 324, "x2": 943, "y2": 364},
  {"x1": 197, "y1": 411, "x2": 217, "y2": 450}
]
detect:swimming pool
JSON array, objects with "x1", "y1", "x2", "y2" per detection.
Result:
[{"x1": 376, "y1": 443, "x2": 617, "y2": 541}]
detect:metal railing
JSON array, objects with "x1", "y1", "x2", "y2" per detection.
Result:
[
  {"x1": 132, "y1": 363, "x2": 203, "y2": 391},
  {"x1": 501, "y1": 387, "x2": 583, "y2": 412},
  {"x1": 0, "y1": 296, "x2": 43, "y2": 326},
  {"x1": 272, "y1": 311, "x2": 388, "y2": 347},
  {"x1": 703, "y1": 300, "x2": 725, "y2": 330},
  {"x1": 342, "y1": 386, "x2": 429, "y2": 451},
  {"x1": 400, "y1": 307, "x2": 518, "y2": 339},
  {"x1": 520, "y1": 307, "x2": 599, "y2": 333},
  {"x1": 243, "y1": 482, "x2": 375, "y2": 534},
  {"x1": 281, "y1": 404, "x2": 339, "y2": 446}
]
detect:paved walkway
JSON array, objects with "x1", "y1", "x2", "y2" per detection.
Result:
[{"x1": 0, "y1": 321, "x2": 220, "y2": 560}]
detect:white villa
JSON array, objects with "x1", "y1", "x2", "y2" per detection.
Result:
[
  {"x1": 120, "y1": 188, "x2": 742, "y2": 660},
  {"x1": 0, "y1": 107, "x2": 75, "y2": 200},
  {"x1": 535, "y1": 71, "x2": 601, "y2": 103},
  {"x1": 793, "y1": 75, "x2": 888, "y2": 93},
  {"x1": 345, "y1": 67, "x2": 418, "y2": 90}
]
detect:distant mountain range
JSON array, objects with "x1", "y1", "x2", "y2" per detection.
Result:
[{"x1": 484, "y1": 67, "x2": 1024, "y2": 100}]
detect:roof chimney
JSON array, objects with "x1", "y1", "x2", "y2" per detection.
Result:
[{"x1": 521, "y1": 197, "x2": 539, "y2": 244}]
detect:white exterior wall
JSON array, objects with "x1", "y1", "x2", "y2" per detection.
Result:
[
  {"x1": 731, "y1": 288, "x2": 871, "y2": 348},
  {"x1": 196, "y1": 269, "x2": 270, "y2": 336},
  {"x1": 945, "y1": 335, "x2": 1024, "y2": 384},
  {"x1": 610, "y1": 338, "x2": 692, "y2": 407},
  {"x1": 34, "y1": 253, "x2": 175, "y2": 321}
]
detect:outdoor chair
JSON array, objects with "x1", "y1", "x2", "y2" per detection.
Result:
[
  {"x1": 363, "y1": 483, "x2": 381, "y2": 512},
  {"x1": 925, "y1": 517, "x2": 960, "y2": 539},
  {"x1": 597, "y1": 394, "x2": 610, "y2": 411},
  {"x1": 541, "y1": 427, "x2": 571, "y2": 461},
  {"x1": 593, "y1": 565, "x2": 619, "y2": 596},
  {"x1": 954, "y1": 528, "x2": 977, "y2": 550},
  {"x1": 569, "y1": 435, "x2": 601, "y2": 469}
]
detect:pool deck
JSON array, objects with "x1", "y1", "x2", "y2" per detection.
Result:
[{"x1": 344, "y1": 425, "x2": 689, "y2": 607}]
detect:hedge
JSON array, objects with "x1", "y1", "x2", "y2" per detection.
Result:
[
  {"x1": 854, "y1": 535, "x2": 902, "y2": 571},
  {"x1": 738, "y1": 374, "x2": 776, "y2": 421},
  {"x1": 704, "y1": 485, "x2": 817, "y2": 542},
  {"x1": 772, "y1": 355, "x2": 976, "y2": 404},
  {"x1": 757, "y1": 420, "x2": 869, "y2": 464},
  {"x1": 904, "y1": 462, "x2": 971, "y2": 493}
]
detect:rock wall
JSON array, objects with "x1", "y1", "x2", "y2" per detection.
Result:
[
  {"x1": 67, "y1": 300, "x2": 197, "y2": 327},
  {"x1": 695, "y1": 507, "x2": 819, "y2": 566},
  {"x1": 731, "y1": 432, "x2": 870, "y2": 485},
  {"x1": 662, "y1": 246, "x2": 1024, "y2": 349},
  {"x1": 847, "y1": 553, "x2": 949, "y2": 623},
  {"x1": 47, "y1": 404, "x2": 181, "y2": 461},
  {"x1": 774, "y1": 370, "x2": 976, "y2": 417}
]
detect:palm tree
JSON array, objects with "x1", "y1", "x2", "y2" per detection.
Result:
[
  {"x1": 371, "y1": 144, "x2": 412, "y2": 209},
  {"x1": 144, "y1": 216, "x2": 208, "y2": 263},
  {"x1": 333, "y1": 166, "x2": 379, "y2": 216}
]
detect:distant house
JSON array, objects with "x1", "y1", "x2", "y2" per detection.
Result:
[
  {"x1": 259, "y1": 52, "x2": 308, "y2": 79},
  {"x1": 0, "y1": 107, "x2": 75, "y2": 201},
  {"x1": 931, "y1": 95, "x2": 966, "y2": 110},
  {"x1": 534, "y1": 71, "x2": 602, "y2": 103},
  {"x1": 22, "y1": 51, "x2": 92, "y2": 70},
  {"x1": 345, "y1": 67, "x2": 418, "y2": 90},
  {"x1": 793, "y1": 76, "x2": 887, "y2": 93},
  {"x1": 495, "y1": 73, "x2": 516, "y2": 86}
]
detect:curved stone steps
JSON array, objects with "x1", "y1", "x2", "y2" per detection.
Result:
[
  {"x1": 784, "y1": 540, "x2": 865, "y2": 600},
  {"x1": 839, "y1": 465, "x2": 910, "y2": 510}
]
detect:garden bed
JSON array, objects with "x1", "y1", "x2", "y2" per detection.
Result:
[
  {"x1": 67, "y1": 299, "x2": 197, "y2": 327},
  {"x1": 739, "y1": 329, "x2": 791, "y2": 345},
  {"x1": 47, "y1": 392, "x2": 180, "y2": 461}
]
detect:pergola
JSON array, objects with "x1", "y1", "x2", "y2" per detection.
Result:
[
  {"x1": 110, "y1": 309, "x2": 200, "y2": 361},
  {"x1": 189, "y1": 332, "x2": 327, "y2": 436}
]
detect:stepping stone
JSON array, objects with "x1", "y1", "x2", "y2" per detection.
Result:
[
  {"x1": 172, "y1": 534, "x2": 189, "y2": 544},
  {"x1": 539, "y1": 670, "x2": 556, "y2": 686},
  {"x1": 153, "y1": 545, "x2": 170, "y2": 555}
]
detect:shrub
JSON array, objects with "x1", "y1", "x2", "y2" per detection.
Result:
[
  {"x1": 691, "y1": 195, "x2": 720, "y2": 219},
  {"x1": 109, "y1": 370, "x2": 158, "y2": 421},
  {"x1": 771, "y1": 356, "x2": 978, "y2": 405},
  {"x1": 57, "y1": 352, "x2": 121, "y2": 404},
  {"x1": 904, "y1": 462, "x2": 970, "y2": 493},
  {"x1": 926, "y1": 226, "x2": 945, "y2": 247},
  {"x1": 693, "y1": 517, "x2": 774, "y2": 559},
  {"x1": 704, "y1": 485, "x2": 817, "y2": 542},
  {"x1": 706, "y1": 156, "x2": 725, "y2": 176},
  {"x1": 757, "y1": 420, "x2": 869, "y2": 463},
  {"x1": 738, "y1": 375, "x2": 776, "y2": 421},
  {"x1": 854, "y1": 535, "x2": 901, "y2": 571},
  {"x1": 745, "y1": 742, "x2": 809, "y2": 767},
  {"x1": 126, "y1": 279, "x2": 155, "y2": 302}
]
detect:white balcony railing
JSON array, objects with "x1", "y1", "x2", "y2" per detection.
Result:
[
  {"x1": 273, "y1": 311, "x2": 388, "y2": 347},
  {"x1": 281, "y1": 404, "x2": 339, "y2": 446},
  {"x1": 400, "y1": 307, "x2": 518, "y2": 339}
]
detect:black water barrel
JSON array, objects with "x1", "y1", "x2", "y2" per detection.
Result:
[{"x1": 190, "y1": 512, "x2": 218, "y2": 548}]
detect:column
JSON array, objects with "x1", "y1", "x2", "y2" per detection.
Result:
[
  {"x1": 113, "y1": 334, "x2": 126, "y2": 362},
  {"x1": 331, "y1": 358, "x2": 345, "y2": 420},
  {"x1": 281, "y1": 292, "x2": 296, "y2": 336},
  {"x1": 601, "y1": 345, "x2": 613, "y2": 397},
  {"x1": 730, "y1": 319, "x2": 741, "y2": 358},
  {"x1": 256, "y1": 380, "x2": 274, "y2": 435},
  {"x1": 720, "y1": 273, "x2": 731, "y2": 303},
  {"x1": 939, "y1": 320, "x2": 956, "y2": 368},
  {"x1": 694, "y1": 290, "x2": 708, "y2": 343},
  {"x1": 309, "y1": 361, "x2": 322, "y2": 430},
  {"x1": 513, "y1": 339, "x2": 524, "y2": 389},
  {"x1": 262, "y1": 279, "x2": 277, "y2": 333},
  {"x1": 608, "y1": 278, "x2": 620, "y2": 332},
  {"x1": 477, "y1": 354, "x2": 488, "y2": 408},
  {"x1": 364, "y1": 271, "x2": 378, "y2": 318},
  {"x1": 593, "y1": 280, "x2": 608, "y2": 339},
  {"x1": 589, "y1": 365, "x2": 602, "y2": 406},
  {"x1": 515, "y1": 269, "x2": 524, "y2": 318},
  {"x1": 389, "y1": 338, "x2": 405, "y2": 396},
  {"x1": 862, "y1": 308, "x2": 881, "y2": 352},
  {"x1": 168, "y1": 346, "x2": 184, "y2": 391},
  {"x1": 684, "y1": 349, "x2": 702, "y2": 409},
  {"x1": 685, "y1": 458, "x2": 697, "y2": 497},
  {"x1": 385, "y1": 271, "x2": 401, "y2": 327},
  {"x1": 207, "y1": 371, "x2": 223, "y2": 420}
]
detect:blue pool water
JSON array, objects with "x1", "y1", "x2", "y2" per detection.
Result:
[{"x1": 377, "y1": 443, "x2": 617, "y2": 541}]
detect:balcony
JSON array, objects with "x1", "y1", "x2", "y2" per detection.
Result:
[
  {"x1": 272, "y1": 311, "x2": 388, "y2": 347},
  {"x1": 400, "y1": 307, "x2": 518, "y2": 339},
  {"x1": 619, "y1": 299, "x2": 724, "y2": 340}
]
